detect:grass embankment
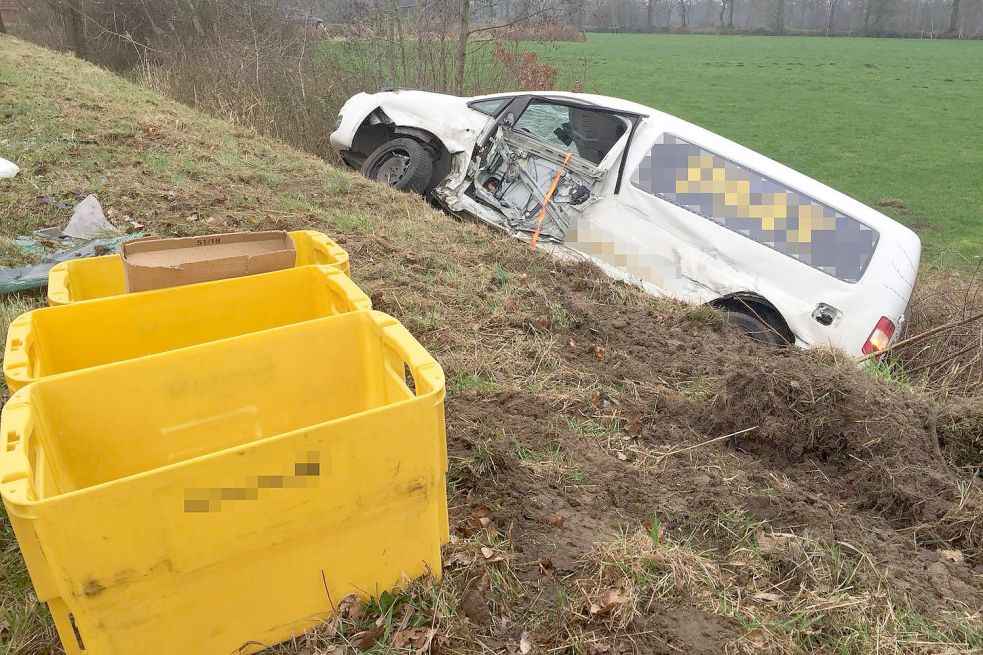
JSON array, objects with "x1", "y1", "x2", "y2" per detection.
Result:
[
  {"x1": 532, "y1": 33, "x2": 983, "y2": 265},
  {"x1": 0, "y1": 36, "x2": 981, "y2": 655}
]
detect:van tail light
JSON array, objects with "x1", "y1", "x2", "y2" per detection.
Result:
[{"x1": 862, "y1": 317, "x2": 896, "y2": 355}]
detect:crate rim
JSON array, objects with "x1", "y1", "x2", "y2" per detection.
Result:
[
  {"x1": 6, "y1": 263, "x2": 371, "y2": 392},
  {"x1": 0, "y1": 310, "x2": 444, "y2": 509}
]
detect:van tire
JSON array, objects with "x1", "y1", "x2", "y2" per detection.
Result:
[
  {"x1": 726, "y1": 311, "x2": 786, "y2": 346},
  {"x1": 360, "y1": 138, "x2": 434, "y2": 194}
]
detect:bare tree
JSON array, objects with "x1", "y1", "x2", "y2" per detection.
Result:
[
  {"x1": 770, "y1": 0, "x2": 787, "y2": 32},
  {"x1": 948, "y1": 0, "x2": 960, "y2": 32},
  {"x1": 67, "y1": 0, "x2": 89, "y2": 58},
  {"x1": 718, "y1": 0, "x2": 735, "y2": 26},
  {"x1": 826, "y1": 0, "x2": 839, "y2": 33},
  {"x1": 454, "y1": 0, "x2": 470, "y2": 94}
]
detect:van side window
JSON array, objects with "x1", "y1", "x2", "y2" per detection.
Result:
[
  {"x1": 630, "y1": 134, "x2": 879, "y2": 283},
  {"x1": 513, "y1": 100, "x2": 628, "y2": 165},
  {"x1": 468, "y1": 98, "x2": 510, "y2": 116}
]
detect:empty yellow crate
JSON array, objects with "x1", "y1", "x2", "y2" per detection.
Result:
[
  {"x1": 5, "y1": 264, "x2": 370, "y2": 392},
  {"x1": 46, "y1": 229, "x2": 350, "y2": 306},
  {"x1": 0, "y1": 310, "x2": 447, "y2": 655}
]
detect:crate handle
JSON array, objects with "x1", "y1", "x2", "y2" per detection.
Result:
[
  {"x1": 378, "y1": 315, "x2": 443, "y2": 396},
  {"x1": 0, "y1": 398, "x2": 38, "y2": 494},
  {"x1": 322, "y1": 267, "x2": 372, "y2": 312},
  {"x1": 47, "y1": 263, "x2": 72, "y2": 306},
  {"x1": 3, "y1": 313, "x2": 34, "y2": 389},
  {"x1": 293, "y1": 230, "x2": 350, "y2": 271}
]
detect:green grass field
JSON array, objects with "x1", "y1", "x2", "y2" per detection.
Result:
[{"x1": 528, "y1": 34, "x2": 982, "y2": 265}]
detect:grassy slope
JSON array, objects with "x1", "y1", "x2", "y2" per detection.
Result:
[
  {"x1": 531, "y1": 34, "x2": 983, "y2": 264},
  {"x1": 1, "y1": 37, "x2": 981, "y2": 655}
]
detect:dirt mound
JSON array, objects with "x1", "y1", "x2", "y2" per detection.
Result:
[{"x1": 709, "y1": 361, "x2": 961, "y2": 524}]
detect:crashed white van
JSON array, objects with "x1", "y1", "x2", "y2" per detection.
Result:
[{"x1": 330, "y1": 90, "x2": 920, "y2": 356}]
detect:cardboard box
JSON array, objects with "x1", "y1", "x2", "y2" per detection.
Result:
[{"x1": 122, "y1": 231, "x2": 296, "y2": 293}]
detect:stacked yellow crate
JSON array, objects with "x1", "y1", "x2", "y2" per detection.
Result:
[{"x1": 0, "y1": 231, "x2": 448, "y2": 655}]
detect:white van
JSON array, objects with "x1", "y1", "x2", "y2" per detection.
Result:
[{"x1": 330, "y1": 90, "x2": 921, "y2": 356}]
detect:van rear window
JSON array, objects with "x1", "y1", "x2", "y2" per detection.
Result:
[{"x1": 631, "y1": 134, "x2": 879, "y2": 283}]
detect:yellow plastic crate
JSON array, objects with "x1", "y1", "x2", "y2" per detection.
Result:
[
  {"x1": 0, "y1": 310, "x2": 447, "y2": 655},
  {"x1": 46, "y1": 229, "x2": 350, "y2": 306},
  {"x1": 5, "y1": 264, "x2": 370, "y2": 392}
]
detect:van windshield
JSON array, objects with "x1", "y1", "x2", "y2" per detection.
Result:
[{"x1": 631, "y1": 134, "x2": 879, "y2": 283}]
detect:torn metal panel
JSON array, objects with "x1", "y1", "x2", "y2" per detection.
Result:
[{"x1": 467, "y1": 128, "x2": 600, "y2": 244}]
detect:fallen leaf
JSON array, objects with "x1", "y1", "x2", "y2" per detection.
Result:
[
  {"x1": 616, "y1": 451, "x2": 628, "y2": 461},
  {"x1": 752, "y1": 591, "x2": 784, "y2": 603},
  {"x1": 393, "y1": 627, "x2": 438, "y2": 651},
  {"x1": 538, "y1": 557, "x2": 553, "y2": 574},
  {"x1": 756, "y1": 530, "x2": 792, "y2": 554},
  {"x1": 471, "y1": 506, "x2": 492, "y2": 528},
  {"x1": 453, "y1": 523, "x2": 476, "y2": 538},
  {"x1": 744, "y1": 628, "x2": 768, "y2": 648},
  {"x1": 518, "y1": 273, "x2": 528, "y2": 286},
  {"x1": 590, "y1": 589, "x2": 629, "y2": 617},
  {"x1": 939, "y1": 549, "x2": 965, "y2": 564},
  {"x1": 443, "y1": 550, "x2": 474, "y2": 568},
  {"x1": 356, "y1": 623, "x2": 384, "y2": 650},
  {"x1": 519, "y1": 631, "x2": 532, "y2": 654},
  {"x1": 543, "y1": 514, "x2": 565, "y2": 528},
  {"x1": 476, "y1": 571, "x2": 491, "y2": 593},
  {"x1": 337, "y1": 593, "x2": 362, "y2": 621},
  {"x1": 479, "y1": 546, "x2": 503, "y2": 562},
  {"x1": 626, "y1": 413, "x2": 643, "y2": 436},
  {"x1": 567, "y1": 338, "x2": 576, "y2": 348},
  {"x1": 592, "y1": 345, "x2": 605, "y2": 359},
  {"x1": 320, "y1": 615, "x2": 340, "y2": 638}
]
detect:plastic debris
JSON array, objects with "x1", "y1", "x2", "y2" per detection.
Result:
[
  {"x1": 63, "y1": 195, "x2": 119, "y2": 239},
  {"x1": 33, "y1": 227, "x2": 66, "y2": 240},
  {"x1": 0, "y1": 233, "x2": 142, "y2": 295},
  {"x1": 0, "y1": 157, "x2": 19, "y2": 179}
]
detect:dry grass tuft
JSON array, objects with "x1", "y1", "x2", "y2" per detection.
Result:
[
  {"x1": 580, "y1": 525, "x2": 983, "y2": 655},
  {"x1": 894, "y1": 266, "x2": 983, "y2": 399}
]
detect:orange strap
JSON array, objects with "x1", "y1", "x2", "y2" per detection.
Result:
[{"x1": 529, "y1": 151, "x2": 574, "y2": 249}]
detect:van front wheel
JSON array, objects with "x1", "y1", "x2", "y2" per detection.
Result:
[{"x1": 360, "y1": 138, "x2": 434, "y2": 194}]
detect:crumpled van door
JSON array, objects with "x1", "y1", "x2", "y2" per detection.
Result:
[{"x1": 467, "y1": 97, "x2": 638, "y2": 244}]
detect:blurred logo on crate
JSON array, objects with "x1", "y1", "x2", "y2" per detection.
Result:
[{"x1": 184, "y1": 451, "x2": 321, "y2": 513}]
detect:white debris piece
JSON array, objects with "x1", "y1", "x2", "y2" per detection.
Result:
[
  {"x1": 64, "y1": 195, "x2": 120, "y2": 239},
  {"x1": 0, "y1": 157, "x2": 19, "y2": 179}
]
